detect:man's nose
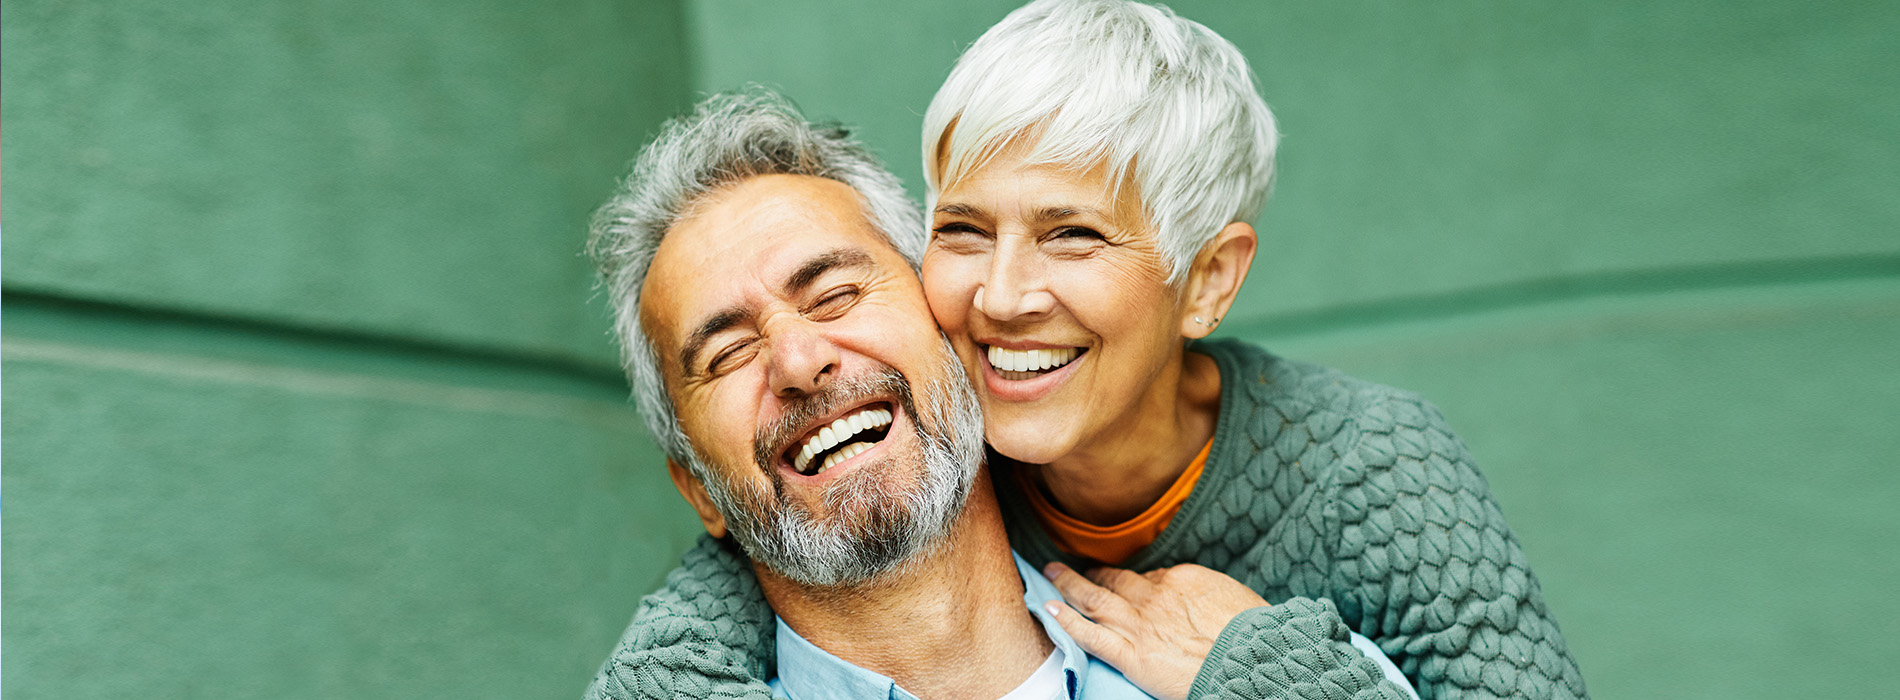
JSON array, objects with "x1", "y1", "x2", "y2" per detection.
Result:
[
  {"x1": 765, "y1": 321, "x2": 839, "y2": 398},
  {"x1": 973, "y1": 243, "x2": 1056, "y2": 321}
]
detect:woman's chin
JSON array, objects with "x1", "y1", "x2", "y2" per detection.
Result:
[{"x1": 984, "y1": 427, "x2": 1073, "y2": 466}]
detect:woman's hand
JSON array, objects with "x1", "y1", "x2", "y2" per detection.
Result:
[{"x1": 1042, "y1": 562, "x2": 1269, "y2": 700}]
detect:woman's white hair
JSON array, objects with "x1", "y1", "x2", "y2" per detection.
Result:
[
  {"x1": 588, "y1": 88, "x2": 924, "y2": 475},
  {"x1": 923, "y1": 0, "x2": 1278, "y2": 283}
]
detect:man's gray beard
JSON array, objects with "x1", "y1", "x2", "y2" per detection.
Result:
[{"x1": 686, "y1": 337, "x2": 984, "y2": 587}]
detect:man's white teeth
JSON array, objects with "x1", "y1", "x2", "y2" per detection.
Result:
[
  {"x1": 986, "y1": 346, "x2": 1080, "y2": 374},
  {"x1": 818, "y1": 442, "x2": 871, "y2": 474},
  {"x1": 792, "y1": 407, "x2": 893, "y2": 474}
]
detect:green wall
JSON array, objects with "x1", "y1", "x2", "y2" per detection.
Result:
[
  {"x1": 685, "y1": 1, "x2": 1900, "y2": 697},
  {"x1": 4, "y1": 0, "x2": 703, "y2": 697},
  {"x1": 8, "y1": 0, "x2": 1898, "y2": 697}
]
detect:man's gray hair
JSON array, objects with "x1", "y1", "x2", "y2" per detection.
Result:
[{"x1": 588, "y1": 89, "x2": 925, "y2": 476}]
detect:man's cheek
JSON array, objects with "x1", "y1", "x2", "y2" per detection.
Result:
[
  {"x1": 677, "y1": 392, "x2": 734, "y2": 461},
  {"x1": 843, "y1": 308, "x2": 939, "y2": 351}
]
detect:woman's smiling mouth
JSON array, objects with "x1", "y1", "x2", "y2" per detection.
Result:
[
  {"x1": 985, "y1": 345, "x2": 1084, "y2": 380},
  {"x1": 979, "y1": 344, "x2": 1089, "y2": 401}
]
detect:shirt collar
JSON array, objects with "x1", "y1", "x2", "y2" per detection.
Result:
[
  {"x1": 1015, "y1": 551, "x2": 1087, "y2": 699},
  {"x1": 774, "y1": 618, "x2": 919, "y2": 700},
  {"x1": 771, "y1": 551, "x2": 1087, "y2": 700}
]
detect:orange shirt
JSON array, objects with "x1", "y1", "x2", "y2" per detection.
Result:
[{"x1": 1017, "y1": 438, "x2": 1214, "y2": 566}]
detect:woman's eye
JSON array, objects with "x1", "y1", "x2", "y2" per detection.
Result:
[
  {"x1": 932, "y1": 222, "x2": 988, "y2": 238},
  {"x1": 930, "y1": 222, "x2": 992, "y2": 253},
  {"x1": 1052, "y1": 227, "x2": 1105, "y2": 241},
  {"x1": 1044, "y1": 227, "x2": 1108, "y2": 254}
]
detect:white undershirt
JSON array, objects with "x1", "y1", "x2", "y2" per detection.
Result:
[{"x1": 995, "y1": 647, "x2": 1068, "y2": 700}]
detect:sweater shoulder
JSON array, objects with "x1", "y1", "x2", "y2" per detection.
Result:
[
  {"x1": 1151, "y1": 340, "x2": 1455, "y2": 575},
  {"x1": 1198, "y1": 339, "x2": 1494, "y2": 533},
  {"x1": 1198, "y1": 338, "x2": 1436, "y2": 425},
  {"x1": 1188, "y1": 342, "x2": 1589, "y2": 699},
  {"x1": 583, "y1": 534, "x2": 777, "y2": 700}
]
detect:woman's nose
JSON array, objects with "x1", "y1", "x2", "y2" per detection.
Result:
[
  {"x1": 765, "y1": 322, "x2": 839, "y2": 398},
  {"x1": 974, "y1": 244, "x2": 1056, "y2": 321}
]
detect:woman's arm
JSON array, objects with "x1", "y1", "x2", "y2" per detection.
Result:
[
  {"x1": 1325, "y1": 393, "x2": 1588, "y2": 700},
  {"x1": 1191, "y1": 597, "x2": 1415, "y2": 700},
  {"x1": 1037, "y1": 385, "x2": 1588, "y2": 700},
  {"x1": 1044, "y1": 563, "x2": 1414, "y2": 700},
  {"x1": 583, "y1": 534, "x2": 777, "y2": 700}
]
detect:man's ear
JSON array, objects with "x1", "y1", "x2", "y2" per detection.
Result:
[
  {"x1": 1179, "y1": 221, "x2": 1258, "y2": 339},
  {"x1": 667, "y1": 458, "x2": 728, "y2": 539}
]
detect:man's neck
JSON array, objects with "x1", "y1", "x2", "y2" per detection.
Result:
[{"x1": 757, "y1": 471, "x2": 1055, "y2": 700}]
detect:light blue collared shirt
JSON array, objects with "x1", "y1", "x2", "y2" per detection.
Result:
[{"x1": 769, "y1": 552, "x2": 1416, "y2": 700}]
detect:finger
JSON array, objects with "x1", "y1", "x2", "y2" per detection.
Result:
[
  {"x1": 1087, "y1": 566, "x2": 1157, "y2": 600},
  {"x1": 1045, "y1": 563, "x2": 1132, "y2": 619},
  {"x1": 1141, "y1": 563, "x2": 1192, "y2": 586},
  {"x1": 1043, "y1": 600, "x2": 1134, "y2": 670}
]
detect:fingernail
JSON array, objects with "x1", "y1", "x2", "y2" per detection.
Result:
[
  {"x1": 1044, "y1": 601, "x2": 1062, "y2": 617},
  {"x1": 1043, "y1": 563, "x2": 1066, "y2": 579}
]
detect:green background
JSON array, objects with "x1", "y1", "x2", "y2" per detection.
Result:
[{"x1": 6, "y1": 0, "x2": 1895, "y2": 697}]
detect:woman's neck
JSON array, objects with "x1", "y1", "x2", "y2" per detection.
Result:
[{"x1": 1034, "y1": 348, "x2": 1223, "y2": 526}]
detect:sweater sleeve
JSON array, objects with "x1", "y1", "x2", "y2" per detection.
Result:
[
  {"x1": 1330, "y1": 394, "x2": 1588, "y2": 700},
  {"x1": 582, "y1": 534, "x2": 777, "y2": 700},
  {"x1": 1188, "y1": 597, "x2": 1415, "y2": 700}
]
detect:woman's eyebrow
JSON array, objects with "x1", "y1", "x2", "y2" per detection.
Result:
[
  {"x1": 1034, "y1": 206, "x2": 1102, "y2": 222},
  {"x1": 933, "y1": 203, "x2": 984, "y2": 218},
  {"x1": 934, "y1": 203, "x2": 1106, "y2": 222}
]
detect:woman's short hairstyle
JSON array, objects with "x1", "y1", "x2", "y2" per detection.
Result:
[
  {"x1": 588, "y1": 88, "x2": 923, "y2": 473},
  {"x1": 923, "y1": 0, "x2": 1279, "y2": 283}
]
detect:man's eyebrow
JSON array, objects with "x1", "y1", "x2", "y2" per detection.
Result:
[
  {"x1": 675, "y1": 249, "x2": 871, "y2": 373},
  {"x1": 680, "y1": 307, "x2": 751, "y2": 373},
  {"x1": 784, "y1": 248, "x2": 874, "y2": 296}
]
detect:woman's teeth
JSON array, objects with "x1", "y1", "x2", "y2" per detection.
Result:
[
  {"x1": 792, "y1": 407, "x2": 893, "y2": 475},
  {"x1": 986, "y1": 346, "x2": 1080, "y2": 377}
]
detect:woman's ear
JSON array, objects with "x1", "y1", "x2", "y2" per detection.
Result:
[
  {"x1": 1179, "y1": 221, "x2": 1258, "y2": 339},
  {"x1": 667, "y1": 458, "x2": 728, "y2": 539}
]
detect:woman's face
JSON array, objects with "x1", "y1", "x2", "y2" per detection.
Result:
[{"x1": 922, "y1": 149, "x2": 1190, "y2": 465}]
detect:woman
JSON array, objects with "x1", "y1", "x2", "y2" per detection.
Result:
[{"x1": 589, "y1": 1, "x2": 1586, "y2": 699}]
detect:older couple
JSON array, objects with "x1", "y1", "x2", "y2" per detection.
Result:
[{"x1": 584, "y1": 1, "x2": 1586, "y2": 699}]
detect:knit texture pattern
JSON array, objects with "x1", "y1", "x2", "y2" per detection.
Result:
[
  {"x1": 584, "y1": 340, "x2": 1587, "y2": 699},
  {"x1": 583, "y1": 537, "x2": 775, "y2": 700},
  {"x1": 1188, "y1": 598, "x2": 1411, "y2": 700}
]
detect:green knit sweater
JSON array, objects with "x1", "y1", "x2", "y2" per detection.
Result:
[{"x1": 584, "y1": 340, "x2": 1589, "y2": 699}]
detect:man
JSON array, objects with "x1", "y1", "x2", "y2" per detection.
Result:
[
  {"x1": 583, "y1": 90, "x2": 1416, "y2": 700},
  {"x1": 587, "y1": 89, "x2": 1156, "y2": 700}
]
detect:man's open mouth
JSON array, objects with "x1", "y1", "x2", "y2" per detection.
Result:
[
  {"x1": 784, "y1": 402, "x2": 896, "y2": 476},
  {"x1": 985, "y1": 345, "x2": 1085, "y2": 381}
]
